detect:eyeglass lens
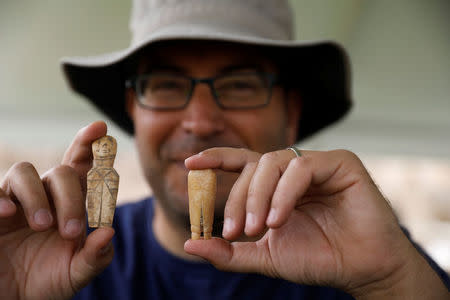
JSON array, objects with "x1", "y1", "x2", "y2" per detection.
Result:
[{"x1": 136, "y1": 73, "x2": 272, "y2": 109}]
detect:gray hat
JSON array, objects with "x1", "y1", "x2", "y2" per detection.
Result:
[{"x1": 61, "y1": 0, "x2": 352, "y2": 141}]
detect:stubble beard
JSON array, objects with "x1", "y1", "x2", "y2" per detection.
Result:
[
  {"x1": 145, "y1": 163, "x2": 227, "y2": 237},
  {"x1": 144, "y1": 135, "x2": 245, "y2": 237}
]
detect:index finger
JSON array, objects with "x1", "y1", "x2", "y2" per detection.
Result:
[
  {"x1": 62, "y1": 121, "x2": 107, "y2": 179},
  {"x1": 185, "y1": 147, "x2": 261, "y2": 172}
]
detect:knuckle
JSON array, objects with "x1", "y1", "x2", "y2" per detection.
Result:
[
  {"x1": 245, "y1": 161, "x2": 257, "y2": 170},
  {"x1": 259, "y1": 152, "x2": 279, "y2": 164},
  {"x1": 246, "y1": 186, "x2": 259, "y2": 201},
  {"x1": 335, "y1": 149, "x2": 363, "y2": 165},
  {"x1": 332, "y1": 149, "x2": 366, "y2": 171},
  {"x1": 334, "y1": 149, "x2": 358, "y2": 160},
  {"x1": 238, "y1": 148, "x2": 260, "y2": 163},
  {"x1": 9, "y1": 161, "x2": 37, "y2": 176},
  {"x1": 238, "y1": 147, "x2": 250, "y2": 156},
  {"x1": 47, "y1": 165, "x2": 78, "y2": 179},
  {"x1": 289, "y1": 156, "x2": 304, "y2": 168}
]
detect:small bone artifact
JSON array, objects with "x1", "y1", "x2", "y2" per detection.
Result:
[
  {"x1": 86, "y1": 135, "x2": 119, "y2": 228},
  {"x1": 188, "y1": 169, "x2": 216, "y2": 240}
]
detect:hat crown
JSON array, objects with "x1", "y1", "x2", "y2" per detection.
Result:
[{"x1": 129, "y1": 0, "x2": 294, "y2": 46}]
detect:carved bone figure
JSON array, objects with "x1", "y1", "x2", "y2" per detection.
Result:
[
  {"x1": 188, "y1": 169, "x2": 216, "y2": 239},
  {"x1": 86, "y1": 135, "x2": 119, "y2": 227}
]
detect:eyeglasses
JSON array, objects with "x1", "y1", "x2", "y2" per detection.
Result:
[{"x1": 125, "y1": 72, "x2": 279, "y2": 110}]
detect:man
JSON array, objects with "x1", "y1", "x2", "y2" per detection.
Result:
[{"x1": 0, "y1": 0, "x2": 448, "y2": 299}]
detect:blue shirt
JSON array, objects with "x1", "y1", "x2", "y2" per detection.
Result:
[{"x1": 73, "y1": 197, "x2": 449, "y2": 299}]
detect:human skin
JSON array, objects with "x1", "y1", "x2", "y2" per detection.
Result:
[
  {"x1": 0, "y1": 40, "x2": 447, "y2": 299},
  {"x1": 0, "y1": 121, "x2": 115, "y2": 299},
  {"x1": 184, "y1": 148, "x2": 449, "y2": 298},
  {"x1": 125, "y1": 42, "x2": 301, "y2": 258},
  {"x1": 0, "y1": 42, "x2": 299, "y2": 299},
  {"x1": 128, "y1": 42, "x2": 448, "y2": 298}
]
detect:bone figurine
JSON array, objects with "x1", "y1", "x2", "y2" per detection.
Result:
[
  {"x1": 188, "y1": 169, "x2": 216, "y2": 240},
  {"x1": 86, "y1": 135, "x2": 119, "y2": 228}
]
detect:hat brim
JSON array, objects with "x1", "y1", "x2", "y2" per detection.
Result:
[{"x1": 61, "y1": 31, "x2": 352, "y2": 142}]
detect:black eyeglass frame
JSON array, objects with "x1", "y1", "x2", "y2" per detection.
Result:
[{"x1": 125, "y1": 72, "x2": 279, "y2": 111}]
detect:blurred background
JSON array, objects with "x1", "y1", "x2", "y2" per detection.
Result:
[{"x1": 0, "y1": 0, "x2": 449, "y2": 272}]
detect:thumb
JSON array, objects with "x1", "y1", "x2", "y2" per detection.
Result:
[
  {"x1": 184, "y1": 238, "x2": 276, "y2": 276},
  {"x1": 70, "y1": 227, "x2": 115, "y2": 292},
  {"x1": 62, "y1": 121, "x2": 107, "y2": 194}
]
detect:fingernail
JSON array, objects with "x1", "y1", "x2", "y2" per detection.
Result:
[
  {"x1": 65, "y1": 219, "x2": 82, "y2": 237},
  {"x1": 34, "y1": 209, "x2": 53, "y2": 226},
  {"x1": 185, "y1": 151, "x2": 202, "y2": 162},
  {"x1": 267, "y1": 208, "x2": 278, "y2": 225},
  {"x1": 245, "y1": 212, "x2": 256, "y2": 230},
  {"x1": 222, "y1": 217, "x2": 235, "y2": 237},
  {"x1": 99, "y1": 242, "x2": 113, "y2": 256}
]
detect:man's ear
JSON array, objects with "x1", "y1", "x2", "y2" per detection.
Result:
[
  {"x1": 125, "y1": 88, "x2": 136, "y2": 121},
  {"x1": 285, "y1": 89, "x2": 301, "y2": 146}
]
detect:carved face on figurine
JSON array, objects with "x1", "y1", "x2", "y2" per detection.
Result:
[{"x1": 92, "y1": 136, "x2": 117, "y2": 159}]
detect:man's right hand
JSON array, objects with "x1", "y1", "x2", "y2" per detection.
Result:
[{"x1": 0, "y1": 121, "x2": 115, "y2": 300}]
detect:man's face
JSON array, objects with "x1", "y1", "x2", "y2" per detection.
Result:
[{"x1": 126, "y1": 41, "x2": 300, "y2": 230}]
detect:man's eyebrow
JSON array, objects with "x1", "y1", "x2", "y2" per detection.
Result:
[
  {"x1": 138, "y1": 64, "x2": 186, "y2": 74},
  {"x1": 218, "y1": 64, "x2": 266, "y2": 74},
  {"x1": 137, "y1": 61, "x2": 268, "y2": 75}
]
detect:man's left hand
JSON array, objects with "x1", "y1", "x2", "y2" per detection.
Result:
[{"x1": 184, "y1": 147, "x2": 448, "y2": 299}]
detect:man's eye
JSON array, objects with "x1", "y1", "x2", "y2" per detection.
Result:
[
  {"x1": 221, "y1": 81, "x2": 257, "y2": 90},
  {"x1": 150, "y1": 81, "x2": 184, "y2": 90},
  {"x1": 232, "y1": 82, "x2": 254, "y2": 89}
]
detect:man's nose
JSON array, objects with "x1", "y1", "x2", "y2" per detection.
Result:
[{"x1": 181, "y1": 83, "x2": 225, "y2": 137}]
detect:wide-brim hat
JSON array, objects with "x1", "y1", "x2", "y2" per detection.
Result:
[{"x1": 61, "y1": 0, "x2": 352, "y2": 141}]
